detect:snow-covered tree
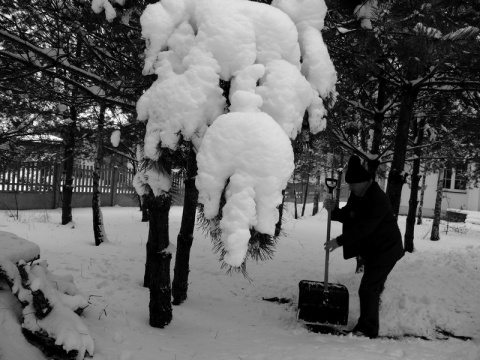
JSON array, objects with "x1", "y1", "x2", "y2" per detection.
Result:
[
  {"x1": 324, "y1": 0, "x2": 480, "y2": 225},
  {"x1": 124, "y1": 0, "x2": 336, "y2": 326}
]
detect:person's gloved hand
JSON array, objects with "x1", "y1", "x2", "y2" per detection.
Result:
[
  {"x1": 324, "y1": 238, "x2": 339, "y2": 252},
  {"x1": 323, "y1": 198, "x2": 336, "y2": 211}
]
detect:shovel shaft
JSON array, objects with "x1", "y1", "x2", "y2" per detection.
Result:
[
  {"x1": 324, "y1": 178, "x2": 337, "y2": 292},
  {"x1": 324, "y1": 193, "x2": 332, "y2": 291}
]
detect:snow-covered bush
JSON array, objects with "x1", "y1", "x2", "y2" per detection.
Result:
[{"x1": 0, "y1": 258, "x2": 94, "y2": 360}]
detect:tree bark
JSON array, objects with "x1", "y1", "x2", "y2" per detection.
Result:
[
  {"x1": 404, "y1": 117, "x2": 425, "y2": 253},
  {"x1": 405, "y1": 171, "x2": 421, "y2": 252},
  {"x1": 143, "y1": 191, "x2": 154, "y2": 288},
  {"x1": 335, "y1": 153, "x2": 344, "y2": 206},
  {"x1": 370, "y1": 77, "x2": 386, "y2": 156},
  {"x1": 145, "y1": 192, "x2": 173, "y2": 328},
  {"x1": 430, "y1": 167, "x2": 444, "y2": 241},
  {"x1": 92, "y1": 103, "x2": 107, "y2": 246},
  {"x1": 172, "y1": 146, "x2": 198, "y2": 305},
  {"x1": 275, "y1": 190, "x2": 286, "y2": 236},
  {"x1": 312, "y1": 171, "x2": 320, "y2": 216},
  {"x1": 141, "y1": 194, "x2": 149, "y2": 222},
  {"x1": 293, "y1": 167, "x2": 298, "y2": 219},
  {"x1": 417, "y1": 166, "x2": 427, "y2": 225},
  {"x1": 61, "y1": 39, "x2": 82, "y2": 225},
  {"x1": 386, "y1": 88, "x2": 418, "y2": 217},
  {"x1": 61, "y1": 106, "x2": 76, "y2": 225},
  {"x1": 301, "y1": 168, "x2": 310, "y2": 217}
]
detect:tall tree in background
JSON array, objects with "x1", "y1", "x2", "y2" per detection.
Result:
[
  {"x1": 92, "y1": 103, "x2": 107, "y2": 245},
  {"x1": 404, "y1": 114, "x2": 426, "y2": 252},
  {"x1": 430, "y1": 164, "x2": 445, "y2": 241}
]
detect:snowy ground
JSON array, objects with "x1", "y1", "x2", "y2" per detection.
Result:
[{"x1": 1, "y1": 203, "x2": 479, "y2": 360}]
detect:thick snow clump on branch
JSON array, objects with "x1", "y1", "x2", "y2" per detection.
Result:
[
  {"x1": 133, "y1": 0, "x2": 336, "y2": 267},
  {"x1": 196, "y1": 112, "x2": 294, "y2": 266}
]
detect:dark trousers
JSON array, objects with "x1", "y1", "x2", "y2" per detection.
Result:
[{"x1": 354, "y1": 262, "x2": 396, "y2": 337}]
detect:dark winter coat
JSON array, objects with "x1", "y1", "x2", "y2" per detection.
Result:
[{"x1": 331, "y1": 182, "x2": 404, "y2": 266}]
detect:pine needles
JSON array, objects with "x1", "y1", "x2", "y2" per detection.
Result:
[{"x1": 197, "y1": 193, "x2": 280, "y2": 280}]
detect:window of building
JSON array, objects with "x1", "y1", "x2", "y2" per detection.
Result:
[{"x1": 443, "y1": 163, "x2": 467, "y2": 191}]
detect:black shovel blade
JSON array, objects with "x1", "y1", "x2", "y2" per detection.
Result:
[{"x1": 297, "y1": 280, "x2": 349, "y2": 326}]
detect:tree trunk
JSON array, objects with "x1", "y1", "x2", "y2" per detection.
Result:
[
  {"x1": 335, "y1": 153, "x2": 344, "y2": 206},
  {"x1": 386, "y1": 88, "x2": 418, "y2": 217},
  {"x1": 301, "y1": 170, "x2": 310, "y2": 217},
  {"x1": 92, "y1": 103, "x2": 107, "y2": 246},
  {"x1": 172, "y1": 146, "x2": 198, "y2": 305},
  {"x1": 143, "y1": 190, "x2": 155, "y2": 288},
  {"x1": 404, "y1": 117, "x2": 425, "y2": 253},
  {"x1": 370, "y1": 78, "x2": 386, "y2": 156},
  {"x1": 417, "y1": 166, "x2": 427, "y2": 225},
  {"x1": 61, "y1": 39, "x2": 82, "y2": 225},
  {"x1": 145, "y1": 192, "x2": 173, "y2": 328},
  {"x1": 293, "y1": 167, "x2": 298, "y2": 219},
  {"x1": 404, "y1": 171, "x2": 421, "y2": 252},
  {"x1": 61, "y1": 106, "x2": 76, "y2": 225},
  {"x1": 275, "y1": 190, "x2": 286, "y2": 236},
  {"x1": 312, "y1": 171, "x2": 320, "y2": 216},
  {"x1": 141, "y1": 195, "x2": 149, "y2": 222},
  {"x1": 430, "y1": 167, "x2": 444, "y2": 241}
]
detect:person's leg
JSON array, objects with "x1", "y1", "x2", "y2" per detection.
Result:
[{"x1": 354, "y1": 262, "x2": 396, "y2": 338}]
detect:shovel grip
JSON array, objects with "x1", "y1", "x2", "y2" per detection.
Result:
[{"x1": 325, "y1": 178, "x2": 337, "y2": 193}]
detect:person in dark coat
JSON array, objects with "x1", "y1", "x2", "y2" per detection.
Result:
[{"x1": 324, "y1": 155, "x2": 404, "y2": 338}]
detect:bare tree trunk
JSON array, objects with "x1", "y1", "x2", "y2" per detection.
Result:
[
  {"x1": 143, "y1": 190, "x2": 155, "y2": 289},
  {"x1": 404, "y1": 117, "x2": 425, "y2": 253},
  {"x1": 335, "y1": 153, "x2": 344, "y2": 207},
  {"x1": 294, "y1": 187, "x2": 298, "y2": 219},
  {"x1": 430, "y1": 167, "x2": 444, "y2": 241},
  {"x1": 141, "y1": 195, "x2": 149, "y2": 222},
  {"x1": 386, "y1": 88, "x2": 418, "y2": 217},
  {"x1": 172, "y1": 146, "x2": 198, "y2": 305},
  {"x1": 92, "y1": 103, "x2": 107, "y2": 246},
  {"x1": 405, "y1": 170, "x2": 421, "y2": 252},
  {"x1": 301, "y1": 167, "x2": 310, "y2": 217},
  {"x1": 61, "y1": 107, "x2": 76, "y2": 225},
  {"x1": 417, "y1": 166, "x2": 427, "y2": 225},
  {"x1": 312, "y1": 171, "x2": 320, "y2": 216},
  {"x1": 62, "y1": 38, "x2": 82, "y2": 225},
  {"x1": 146, "y1": 192, "x2": 173, "y2": 328},
  {"x1": 275, "y1": 190, "x2": 286, "y2": 236},
  {"x1": 293, "y1": 167, "x2": 298, "y2": 219},
  {"x1": 370, "y1": 78, "x2": 386, "y2": 156}
]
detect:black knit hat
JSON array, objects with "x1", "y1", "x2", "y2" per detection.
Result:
[{"x1": 345, "y1": 155, "x2": 371, "y2": 184}]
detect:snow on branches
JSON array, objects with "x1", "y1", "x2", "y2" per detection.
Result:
[
  {"x1": 132, "y1": 0, "x2": 337, "y2": 270},
  {"x1": 196, "y1": 111, "x2": 294, "y2": 267}
]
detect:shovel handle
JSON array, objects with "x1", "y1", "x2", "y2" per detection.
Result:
[
  {"x1": 324, "y1": 178, "x2": 337, "y2": 291},
  {"x1": 325, "y1": 178, "x2": 338, "y2": 192}
]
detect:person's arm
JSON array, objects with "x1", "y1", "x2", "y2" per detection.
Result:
[
  {"x1": 324, "y1": 195, "x2": 352, "y2": 223},
  {"x1": 331, "y1": 204, "x2": 349, "y2": 223},
  {"x1": 335, "y1": 193, "x2": 388, "y2": 248}
]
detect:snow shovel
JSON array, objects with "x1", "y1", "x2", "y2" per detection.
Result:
[{"x1": 297, "y1": 178, "x2": 349, "y2": 326}]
